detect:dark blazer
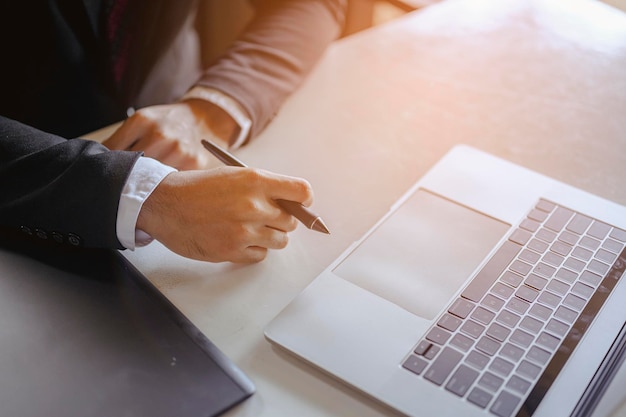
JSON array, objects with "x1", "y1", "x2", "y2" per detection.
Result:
[{"x1": 0, "y1": 0, "x2": 346, "y2": 249}]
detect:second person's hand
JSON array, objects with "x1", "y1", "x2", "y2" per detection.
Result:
[{"x1": 102, "y1": 99, "x2": 239, "y2": 170}]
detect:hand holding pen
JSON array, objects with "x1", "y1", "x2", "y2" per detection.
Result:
[{"x1": 201, "y1": 139, "x2": 330, "y2": 234}]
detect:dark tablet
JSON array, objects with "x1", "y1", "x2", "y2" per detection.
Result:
[{"x1": 0, "y1": 236, "x2": 254, "y2": 417}]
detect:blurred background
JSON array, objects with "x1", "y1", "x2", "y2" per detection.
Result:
[{"x1": 198, "y1": 0, "x2": 626, "y2": 65}]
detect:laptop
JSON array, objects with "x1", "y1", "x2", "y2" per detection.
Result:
[
  {"x1": 265, "y1": 145, "x2": 626, "y2": 417},
  {"x1": 0, "y1": 235, "x2": 254, "y2": 417}
]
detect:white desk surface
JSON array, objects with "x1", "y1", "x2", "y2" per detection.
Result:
[{"x1": 114, "y1": 0, "x2": 626, "y2": 415}]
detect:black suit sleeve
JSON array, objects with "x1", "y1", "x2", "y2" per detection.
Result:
[{"x1": 0, "y1": 116, "x2": 141, "y2": 249}]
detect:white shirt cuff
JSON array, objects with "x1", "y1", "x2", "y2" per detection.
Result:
[
  {"x1": 181, "y1": 86, "x2": 252, "y2": 149},
  {"x1": 116, "y1": 157, "x2": 177, "y2": 250}
]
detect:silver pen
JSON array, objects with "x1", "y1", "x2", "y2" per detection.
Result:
[{"x1": 201, "y1": 139, "x2": 330, "y2": 234}]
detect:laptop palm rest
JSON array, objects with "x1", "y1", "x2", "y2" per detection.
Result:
[{"x1": 333, "y1": 189, "x2": 509, "y2": 320}]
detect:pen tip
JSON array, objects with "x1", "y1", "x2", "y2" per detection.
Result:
[{"x1": 311, "y1": 219, "x2": 330, "y2": 234}]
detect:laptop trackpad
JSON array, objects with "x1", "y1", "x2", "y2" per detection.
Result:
[{"x1": 333, "y1": 189, "x2": 509, "y2": 320}]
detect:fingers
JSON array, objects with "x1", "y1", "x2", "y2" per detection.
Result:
[
  {"x1": 240, "y1": 168, "x2": 314, "y2": 208},
  {"x1": 103, "y1": 114, "x2": 144, "y2": 151},
  {"x1": 102, "y1": 104, "x2": 212, "y2": 170},
  {"x1": 137, "y1": 161, "x2": 317, "y2": 264}
]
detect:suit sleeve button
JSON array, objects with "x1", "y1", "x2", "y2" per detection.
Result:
[
  {"x1": 67, "y1": 234, "x2": 82, "y2": 246},
  {"x1": 20, "y1": 226, "x2": 33, "y2": 235},
  {"x1": 35, "y1": 229, "x2": 48, "y2": 239},
  {"x1": 51, "y1": 232, "x2": 64, "y2": 243}
]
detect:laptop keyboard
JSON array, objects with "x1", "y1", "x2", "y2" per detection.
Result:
[{"x1": 401, "y1": 199, "x2": 626, "y2": 417}]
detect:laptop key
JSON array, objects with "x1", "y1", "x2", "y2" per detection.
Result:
[
  {"x1": 528, "y1": 238, "x2": 549, "y2": 254},
  {"x1": 537, "y1": 228, "x2": 557, "y2": 243},
  {"x1": 445, "y1": 364, "x2": 479, "y2": 397},
  {"x1": 587, "y1": 221, "x2": 611, "y2": 240},
  {"x1": 460, "y1": 320, "x2": 486, "y2": 339},
  {"x1": 423, "y1": 347, "x2": 463, "y2": 386},
  {"x1": 448, "y1": 298, "x2": 475, "y2": 319},
  {"x1": 413, "y1": 340, "x2": 431, "y2": 355},
  {"x1": 426, "y1": 327, "x2": 451, "y2": 345},
  {"x1": 563, "y1": 294, "x2": 586, "y2": 312},
  {"x1": 527, "y1": 345, "x2": 551, "y2": 365},
  {"x1": 519, "y1": 249, "x2": 541, "y2": 265},
  {"x1": 537, "y1": 291, "x2": 562, "y2": 308},
  {"x1": 533, "y1": 262, "x2": 556, "y2": 278},
  {"x1": 437, "y1": 313, "x2": 462, "y2": 332},
  {"x1": 510, "y1": 329, "x2": 534, "y2": 348},
  {"x1": 572, "y1": 246, "x2": 593, "y2": 262},
  {"x1": 506, "y1": 297, "x2": 530, "y2": 315},
  {"x1": 471, "y1": 306, "x2": 496, "y2": 325},
  {"x1": 558, "y1": 230, "x2": 579, "y2": 246},
  {"x1": 517, "y1": 359, "x2": 542, "y2": 380},
  {"x1": 509, "y1": 228, "x2": 532, "y2": 246},
  {"x1": 478, "y1": 371, "x2": 504, "y2": 392},
  {"x1": 486, "y1": 322, "x2": 511, "y2": 342},
  {"x1": 466, "y1": 350, "x2": 490, "y2": 370},
  {"x1": 520, "y1": 218, "x2": 540, "y2": 233},
  {"x1": 579, "y1": 236, "x2": 601, "y2": 251},
  {"x1": 496, "y1": 309, "x2": 521, "y2": 328},
  {"x1": 588, "y1": 259, "x2": 610, "y2": 275},
  {"x1": 467, "y1": 387, "x2": 493, "y2": 409},
  {"x1": 571, "y1": 282, "x2": 594, "y2": 299},
  {"x1": 506, "y1": 375, "x2": 532, "y2": 395},
  {"x1": 536, "y1": 331, "x2": 561, "y2": 351},
  {"x1": 482, "y1": 294, "x2": 506, "y2": 311},
  {"x1": 529, "y1": 303, "x2": 552, "y2": 321},
  {"x1": 476, "y1": 336, "x2": 501, "y2": 356},
  {"x1": 492, "y1": 282, "x2": 515, "y2": 299},
  {"x1": 545, "y1": 318, "x2": 569, "y2": 337},
  {"x1": 536, "y1": 199, "x2": 556, "y2": 213},
  {"x1": 501, "y1": 271, "x2": 524, "y2": 288},
  {"x1": 555, "y1": 305, "x2": 578, "y2": 324},
  {"x1": 566, "y1": 213, "x2": 592, "y2": 235},
  {"x1": 519, "y1": 316, "x2": 543, "y2": 334},
  {"x1": 550, "y1": 241, "x2": 573, "y2": 257},
  {"x1": 424, "y1": 344, "x2": 440, "y2": 360},
  {"x1": 515, "y1": 285, "x2": 539, "y2": 303},
  {"x1": 462, "y1": 240, "x2": 522, "y2": 303},
  {"x1": 528, "y1": 209, "x2": 548, "y2": 222},
  {"x1": 500, "y1": 343, "x2": 525, "y2": 362},
  {"x1": 489, "y1": 357, "x2": 514, "y2": 377},
  {"x1": 490, "y1": 390, "x2": 522, "y2": 417},
  {"x1": 603, "y1": 238, "x2": 624, "y2": 254},
  {"x1": 450, "y1": 333, "x2": 474, "y2": 352},
  {"x1": 609, "y1": 227, "x2": 626, "y2": 242},
  {"x1": 524, "y1": 274, "x2": 548, "y2": 290},
  {"x1": 596, "y1": 249, "x2": 617, "y2": 264},
  {"x1": 580, "y1": 270, "x2": 602, "y2": 287},
  {"x1": 564, "y1": 257, "x2": 585, "y2": 273},
  {"x1": 546, "y1": 279, "x2": 569, "y2": 296},
  {"x1": 556, "y1": 267, "x2": 578, "y2": 284},
  {"x1": 402, "y1": 355, "x2": 428, "y2": 375},
  {"x1": 544, "y1": 206, "x2": 574, "y2": 232}
]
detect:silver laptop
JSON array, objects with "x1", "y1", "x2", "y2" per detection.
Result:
[{"x1": 265, "y1": 145, "x2": 626, "y2": 417}]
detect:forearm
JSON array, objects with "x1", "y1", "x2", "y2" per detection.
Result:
[{"x1": 196, "y1": 0, "x2": 347, "y2": 140}]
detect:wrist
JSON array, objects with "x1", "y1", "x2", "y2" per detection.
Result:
[
  {"x1": 181, "y1": 86, "x2": 251, "y2": 148},
  {"x1": 182, "y1": 98, "x2": 240, "y2": 146}
]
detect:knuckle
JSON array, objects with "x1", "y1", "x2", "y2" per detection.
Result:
[
  {"x1": 285, "y1": 216, "x2": 298, "y2": 232},
  {"x1": 276, "y1": 233, "x2": 289, "y2": 249},
  {"x1": 239, "y1": 198, "x2": 264, "y2": 216},
  {"x1": 294, "y1": 179, "x2": 313, "y2": 201},
  {"x1": 244, "y1": 168, "x2": 266, "y2": 185}
]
